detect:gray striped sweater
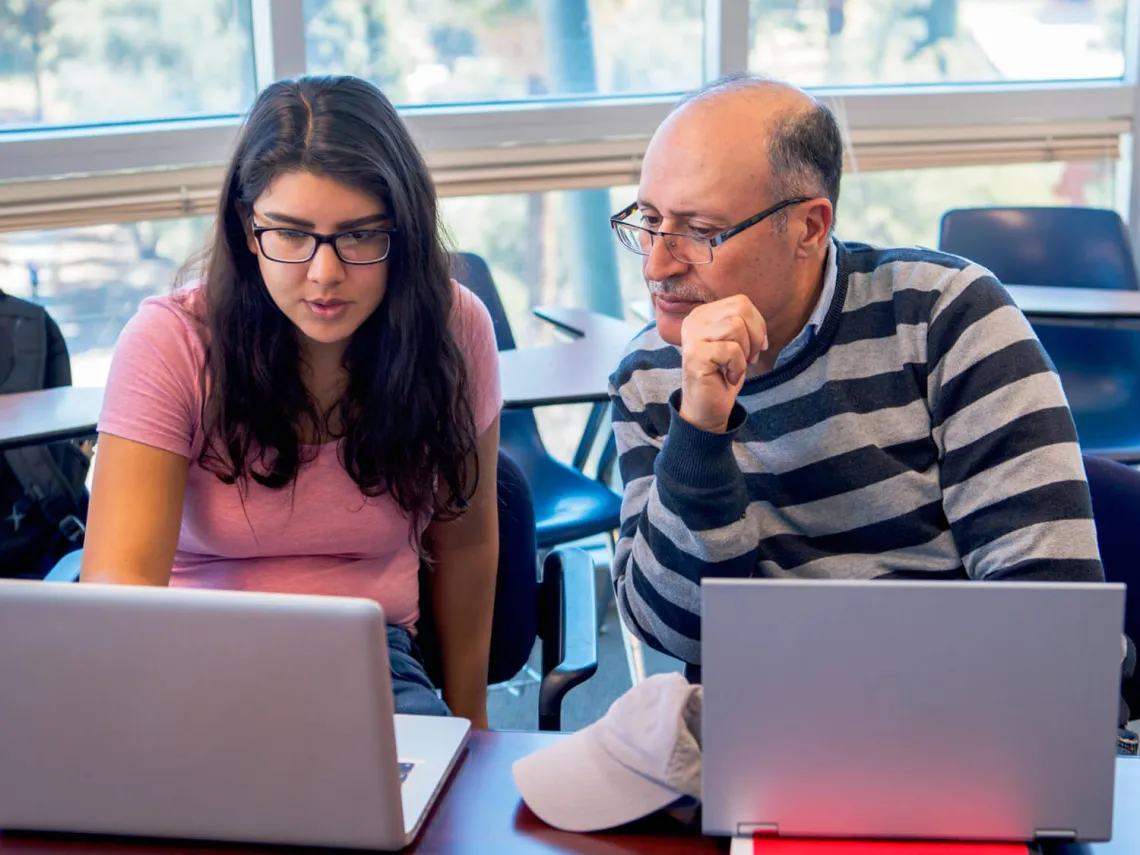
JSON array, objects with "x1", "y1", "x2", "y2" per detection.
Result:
[{"x1": 608, "y1": 242, "x2": 1104, "y2": 665}]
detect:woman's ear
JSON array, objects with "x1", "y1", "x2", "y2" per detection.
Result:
[{"x1": 239, "y1": 204, "x2": 258, "y2": 257}]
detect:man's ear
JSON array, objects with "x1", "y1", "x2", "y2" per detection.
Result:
[{"x1": 796, "y1": 198, "x2": 833, "y2": 257}]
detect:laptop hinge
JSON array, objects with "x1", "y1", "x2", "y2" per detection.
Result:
[
  {"x1": 738, "y1": 823, "x2": 779, "y2": 836},
  {"x1": 1034, "y1": 829, "x2": 1077, "y2": 841}
]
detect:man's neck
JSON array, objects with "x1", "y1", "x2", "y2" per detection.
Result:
[{"x1": 749, "y1": 249, "x2": 831, "y2": 376}]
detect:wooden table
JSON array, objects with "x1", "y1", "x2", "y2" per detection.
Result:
[
  {"x1": 0, "y1": 730, "x2": 719, "y2": 855},
  {"x1": 2, "y1": 734, "x2": 1136, "y2": 854},
  {"x1": 0, "y1": 387, "x2": 103, "y2": 452}
]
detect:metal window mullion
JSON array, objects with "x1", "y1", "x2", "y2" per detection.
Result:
[
  {"x1": 704, "y1": 0, "x2": 750, "y2": 81},
  {"x1": 1124, "y1": 0, "x2": 1140, "y2": 258},
  {"x1": 0, "y1": 84, "x2": 1135, "y2": 184},
  {"x1": 251, "y1": 0, "x2": 306, "y2": 91}
]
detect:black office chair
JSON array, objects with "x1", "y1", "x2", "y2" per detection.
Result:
[
  {"x1": 1, "y1": 290, "x2": 92, "y2": 578},
  {"x1": 938, "y1": 206, "x2": 1140, "y2": 463},
  {"x1": 939, "y1": 206, "x2": 1140, "y2": 291},
  {"x1": 451, "y1": 252, "x2": 623, "y2": 550},
  {"x1": 46, "y1": 450, "x2": 598, "y2": 732},
  {"x1": 1081, "y1": 454, "x2": 1140, "y2": 724},
  {"x1": 416, "y1": 448, "x2": 598, "y2": 730}
]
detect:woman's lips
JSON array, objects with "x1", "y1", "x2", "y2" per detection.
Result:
[{"x1": 304, "y1": 299, "x2": 349, "y2": 320}]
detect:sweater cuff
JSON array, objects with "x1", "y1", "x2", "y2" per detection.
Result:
[{"x1": 656, "y1": 389, "x2": 747, "y2": 490}]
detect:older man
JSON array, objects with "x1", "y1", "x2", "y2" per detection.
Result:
[{"x1": 607, "y1": 74, "x2": 1107, "y2": 678}]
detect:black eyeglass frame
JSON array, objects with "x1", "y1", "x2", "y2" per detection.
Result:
[{"x1": 250, "y1": 220, "x2": 398, "y2": 265}]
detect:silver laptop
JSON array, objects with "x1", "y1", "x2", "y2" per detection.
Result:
[
  {"x1": 702, "y1": 578, "x2": 1125, "y2": 843},
  {"x1": 0, "y1": 580, "x2": 469, "y2": 850}
]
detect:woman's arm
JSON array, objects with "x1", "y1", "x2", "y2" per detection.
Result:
[
  {"x1": 80, "y1": 433, "x2": 189, "y2": 586},
  {"x1": 425, "y1": 416, "x2": 500, "y2": 728}
]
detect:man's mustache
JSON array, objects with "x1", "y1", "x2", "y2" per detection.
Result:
[{"x1": 648, "y1": 279, "x2": 711, "y2": 303}]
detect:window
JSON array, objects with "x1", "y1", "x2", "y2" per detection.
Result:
[
  {"x1": 304, "y1": 0, "x2": 704, "y2": 106},
  {"x1": 748, "y1": 0, "x2": 1127, "y2": 87},
  {"x1": 0, "y1": 216, "x2": 211, "y2": 385},
  {"x1": 441, "y1": 187, "x2": 644, "y2": 341},
  {"x1": 838, "y1": 159, "x2": 1120, "y2": 247},
  {"x1": 0, "y1": 1, "x2": 256, "y2": 130},
  {"x1": 441, "y1": 187, "x2": 643, "y2": 460},
  {"x1": 1, "y1": 2, "x2": 1137, "y2": 446}
]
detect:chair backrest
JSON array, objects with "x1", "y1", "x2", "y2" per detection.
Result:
[
  {"x1": 449, "y1": 251, "x2": 545, "y2": 453},
  {"x1": 1030, "y1": 319, "x2": 1140, "y2": 414},
  {"x1": 1082, "y1": 454, "x2": 1140, "y2": 716},
  {"x1": 417, "y1": 448, "x2": 539, "y2": 687},
  {"x1": 0, "y1": 293, "x2": 90, "y2": 578},
  {"x1": 939, "y1": 206, "x2": 1140, "y2": 291},
  {"x1": 451, "y1": 252, "x2": 517, "y2": 351}
]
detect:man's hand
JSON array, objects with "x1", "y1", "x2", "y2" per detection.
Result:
[{"x1": 677, "y1": 294, "x2": 768, "y2": 433}]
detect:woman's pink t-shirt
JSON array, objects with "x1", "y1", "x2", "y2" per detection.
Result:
[{"x1": 97, "y1": 283, "x2": 502, "y2": 628}]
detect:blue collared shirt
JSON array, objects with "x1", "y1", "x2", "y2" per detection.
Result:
[{"x1": 771, "y1": 239, "x2": 838, "y2": 371}]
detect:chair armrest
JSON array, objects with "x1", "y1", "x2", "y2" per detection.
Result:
[
  {"x1": 537, "y1": 547, "x2": 599, "y2": 731},
  {"x1": 44, "y1": 548, "x2": 83, "y2": 583}
]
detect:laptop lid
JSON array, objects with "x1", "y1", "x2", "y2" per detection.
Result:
[
  {"x1": 701, "y1": 578, "x2": 1124, "y2": 843},
  {"x1": 0, "y1": 580, "x2": 466, "y2": 850}
]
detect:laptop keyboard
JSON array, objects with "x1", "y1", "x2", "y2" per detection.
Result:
[{"x1": 398, "y1": 761, "x2": 415, "y2": 783}]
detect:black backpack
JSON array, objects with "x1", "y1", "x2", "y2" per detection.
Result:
[{"x1": 0, "y1": 292, "x2": 92, "y2": 578}]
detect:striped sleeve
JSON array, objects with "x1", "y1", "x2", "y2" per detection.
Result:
[
  {"x1": 927, "y1": 268, "x2": 1104, "y2": 582},
  {"x1": 609, "y1": 354, "x2": 757, "y2": 664}
]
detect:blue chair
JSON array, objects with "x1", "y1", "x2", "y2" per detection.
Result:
[
  {"x1": 1082, "y1": 454, "x2": 1140, "y2": 725},
  {"x1": 452, "y1": 252, "x2": 623, "y2": 550},
  {"x1": 47, "y1": 449, "x2": 598, "y2": 732},
  {"x1": 939, "y1": 206, "x2": 1139, "y2": 291},
  {"x1": 1027, "y1": 322, "x2": 1140, "y2": 463},
  {"x1": 417, "y1": 448, "x2": 598, "y2": 730},
  {"x1": 939, "y1": 206, "x2": 1140, "y2": 463}
]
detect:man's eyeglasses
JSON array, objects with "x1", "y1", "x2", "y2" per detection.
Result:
[
  {"x1": 609, "y1": 197, "x2": 813, "y2": 265},
  {"x1": 250, "y1": 219, "x2": 396, "y2": 265}
]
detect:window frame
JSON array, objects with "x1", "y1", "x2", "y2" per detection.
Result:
[{"x1": 0, "y1": 0, "x2": 1137, "y2": 251}]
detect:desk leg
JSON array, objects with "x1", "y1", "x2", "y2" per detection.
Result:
[{"x1": 572, "y1": 401, "x2": 609, "y2": 472}]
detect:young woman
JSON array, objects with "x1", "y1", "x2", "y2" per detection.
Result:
[{"x1": 81, "y1": 76, "x2": 501, "y2": 727}]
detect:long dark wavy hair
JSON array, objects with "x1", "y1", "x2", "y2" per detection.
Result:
[{"x1": 186, "y1": 75, "x2": 477, "y2": 533}]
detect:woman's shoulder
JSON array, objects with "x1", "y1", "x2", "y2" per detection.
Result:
[
  {"x1": 447, "y1": 279, "x2": 502, "y2": 429},
  {"x1": 100, "y1": 286, "x2": 208, "y2": 458},
  {"x1": 449, "y1": 279, "x2": 497, "y2": 341},
  {"x1": 131, "y1": 286, "x2": 208, "y2": 339},
  {"x1": 117, "y1": 286, "x2": 209, "y2": 379}
]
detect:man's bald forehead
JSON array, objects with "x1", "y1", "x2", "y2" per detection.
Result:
[
  {"x1": 668, "y1": 77, "x2": 817, "y2": 134},
  {"x1": 645, "y1": 80, "x2": 807, "y2": 178},
  {"x1": 679, "y1": 75, "x2": 816, "y2": 111}
]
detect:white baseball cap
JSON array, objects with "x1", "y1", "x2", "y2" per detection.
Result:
[{"x1": 512, "y1": 672, "x2": 702, "y2": 832}]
